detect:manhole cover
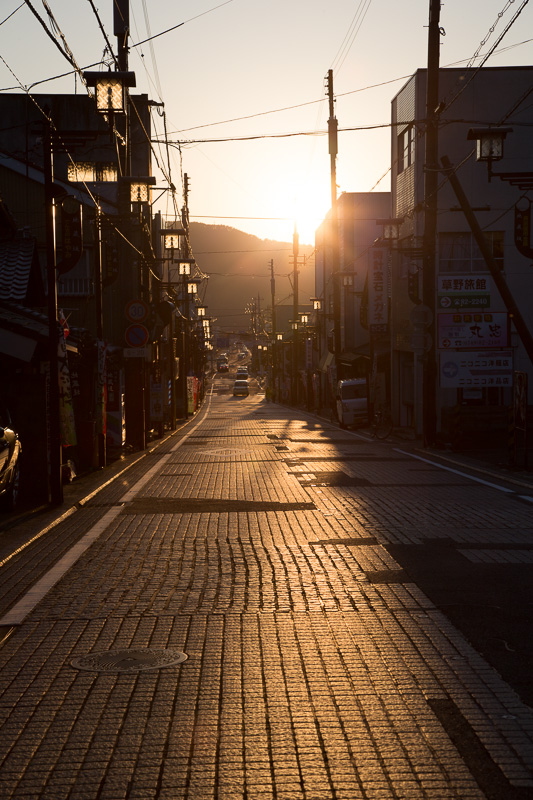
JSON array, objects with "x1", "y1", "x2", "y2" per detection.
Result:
[{"x1": 71, "y1": 648, "x2": 188, "y2": 673}]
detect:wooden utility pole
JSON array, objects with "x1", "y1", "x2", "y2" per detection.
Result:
[
  {"x1": 422, "y1": 0, "x2": 441, "y2": 446},
  {"x1": 270, "y1": 259, "x2": 276, "y2": 400},
  {"x1": 291, "y1": 227, "x2": 299, "y2": 404},
  {"x1": 43, "y1": 114, "x2": 63, "y2": 505},
  {"x1": 326, "y1": 70, "x2": 341, "y2": 375}
]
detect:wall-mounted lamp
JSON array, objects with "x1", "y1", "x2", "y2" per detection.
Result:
[
  {"x1": 467, "y1": 127, "x2": 512, "y2": 162},
  {"x1": 376, "y1": 218, "x2": 403, "y2": 241}
]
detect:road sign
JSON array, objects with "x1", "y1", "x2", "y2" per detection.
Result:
[
  {"x1": 125, "y1": 323, "x2": 149, "y2": 348},
  {"x1": 125, "y1": 300, "x2": 148, "y2": 322}
]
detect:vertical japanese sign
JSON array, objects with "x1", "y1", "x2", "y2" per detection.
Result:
[
  {"x1": 96, "y1": 341, "x2": 107, "y2": 435},
  {"x1": 368, "y1": 248, "x2": 389, "y2": 333},
  {"x1": 305, "y1": 337, "x2": 313, "y2": 370}
]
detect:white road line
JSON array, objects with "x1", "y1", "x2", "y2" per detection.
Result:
[
  {"x1": 0, "y1": 394, "x2": 214, "y2": 627},
  {"x1": 0, "y1": 508, "x2": 121, "y2": 626},
  {"x1": 394, "y1": 449, "x2": 516, "y2": 493}
]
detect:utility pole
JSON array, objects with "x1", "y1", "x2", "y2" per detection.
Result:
[
  {"x1": 43, "y1": 113, "x2": 63, "y2": 505},
  {"x1": 180, "y1": 173, "x2": 191, "y2": 419},
  {"x1": 326, "y1": 69, "x2": 341, "y2": 377},
  {"x1": 94, "y1": 201, "x2": 106, "y2": 467},
  {"x1": 291, "y1": 226, "x2": 299, "y2": 405},
  {"x1": 422, "y1": 0, "x2": 441, "y2": 446},
  {"x1": 270, "y1": 259, "x2": 276, "y2": 399}
]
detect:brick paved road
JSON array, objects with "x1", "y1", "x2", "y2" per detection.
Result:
[{"x1": 0, "y1": 382, "x2": 532, "y2": 799}]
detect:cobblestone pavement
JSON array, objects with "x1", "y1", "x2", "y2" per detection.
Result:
[{"x1": 0, "y1": 383, "x2": 532, "y2": 799}]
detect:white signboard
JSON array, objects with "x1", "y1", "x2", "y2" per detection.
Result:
[
  {"x1": 438, "y1": 312, "x2": 508, "y2": 349},
  {"x1": 437, "y1": 274, "x2": 491, "y2": 310},
  {"x1": 439, "y1": 350, "x2": 513, "y2": 388}
]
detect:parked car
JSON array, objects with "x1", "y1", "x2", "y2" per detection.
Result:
[
  {"x1": 335, "y1": 379, "x2": 368, "y2": 428},
  {"x1": 0, "y1": 409, "x2": 21, "y2": 511},
  {"x1": 233, "y1": 379, "x2": 249, "y2": 397}
]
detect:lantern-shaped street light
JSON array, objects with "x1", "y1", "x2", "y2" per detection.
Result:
[
  {"x1": 196, "y1": 304, "x2": 206, "y2": 317},
  {"x1": 276, "y1": 333, "x2": 283, "y2": 341},
  {"x1": 163, "y1": 227, "x2": 186, "y2": 250},
  {"x1": 311, "y1": 297, "x2": 322, "y2": 312},
  {"x1": 187, "y1": 280, "x2": 199, "y2": 295},
  {"x1": 467, "y1": 127, "x2": 512, "y2": 163},
  {"x1": 83, "y1": 71, "x2": 136, "y2": 114},
  {"x1": 179, "y1": 261, "x2": 192, "y2": 276},
  {"x1": 129, "y1": 178, "x2": 156, "y2": 204},
  {"x1": 300, "y1": 313, "x2": 309, "y2": 325},
  {"x1": 119, "y1": 176, "x2": 156, "y2": 210},
  {"x1": 376, "y1": 217, "x2": 403, "y2": 242}
]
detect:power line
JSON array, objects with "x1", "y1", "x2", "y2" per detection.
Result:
[{"x1": 130, "y1": 0, "x2": 236, "y2": 48}]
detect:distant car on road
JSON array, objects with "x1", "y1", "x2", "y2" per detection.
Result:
[
  {"x1": 233, "y1": 379, "x2": 249, "y2": 397},
  {"x1": 0, "y1": 409, "x2": 21, "y2": 511},
  {"x1": 236, "y1": 369, "x2": 249, "y2": 380}
]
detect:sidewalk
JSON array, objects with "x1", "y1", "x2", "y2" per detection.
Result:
[{"x1": 0, "y1": 393, "x2": 532, "y2": 799}]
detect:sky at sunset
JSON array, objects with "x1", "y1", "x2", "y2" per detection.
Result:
[{"x1": 2, "y1": 0, "x2": 533, "y2": 245}]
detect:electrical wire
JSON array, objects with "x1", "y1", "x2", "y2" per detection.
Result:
[
  {"x1": 130, "y1": 0, "x2": 236, "y2": 49},
  {"x1": 332, "y1": 0, "x2": 374, "y2": 76},
  {"x1": 85, "y1": 0, "x2": 118, "y2": 69},
  {"x1": 0, "y1": 3, "x2": 24, "y2": 26},
  {"x1": 443, "y1": 0, "x2": 531, "y2": 114}
]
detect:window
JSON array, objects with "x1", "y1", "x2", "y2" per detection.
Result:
[
  {"x1": 68, "y1": 161, "x2": 117, "y2": 183},
  {"x1": 438, "y1": 231, "x2": 504, "y2": 273},
  {"x1": 397, "y1": 126, "x2": 415, "y2": 174}
]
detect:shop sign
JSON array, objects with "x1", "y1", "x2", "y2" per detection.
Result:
[
  {"x1": 368, "y1": 248, "x2": 389, "y2": 333},
  {"x1": 437, "y1": 275, "x2": 491, "y2": 310},
  {"x1": 439, "y1": 350, "x2": 513, "y2": 388},
  {"x1": 437, "y1": 312, "x2": 508, "y2": 349}
]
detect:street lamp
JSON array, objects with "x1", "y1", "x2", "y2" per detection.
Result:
[
  {"x1": 83, "y1": 71, "x2": 136, "y2": 114},
  {"x1": 376, "y1": 217, "x2": 403, "y2": 242},
  {"x1": 466, "y1": 127, "x2": 533, "y2": 189},
  {"x1": 163, "y1": 227, "x2": 186, "y2": 251},
  {"x1": 467, "y1": 126, "x2": 512, "y2": 164}
]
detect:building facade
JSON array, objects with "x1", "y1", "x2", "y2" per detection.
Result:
[{"x1": 391, "y1": 67, "x2": 533, "y2": 443}]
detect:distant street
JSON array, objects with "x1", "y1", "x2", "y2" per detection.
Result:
[{"x1": 0, "y1": 376, "x2": 532, "y2": 800}]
